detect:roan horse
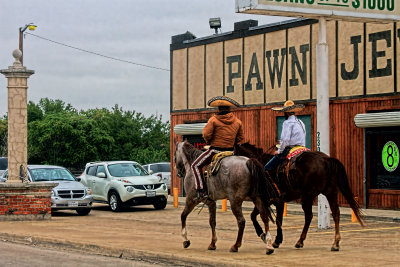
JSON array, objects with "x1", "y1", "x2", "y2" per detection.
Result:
[
  {"x1": 174, "y1": 141, "x2": 277, "y2": 254},
  {"x1": 235, "y1": 142, "x2": 365, "y2": 252}
]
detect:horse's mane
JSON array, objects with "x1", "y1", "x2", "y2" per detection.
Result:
[{"x1": 182, "y1": 141, "x2": 203, "y2": 164}]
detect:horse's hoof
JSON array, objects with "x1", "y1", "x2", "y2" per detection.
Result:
[
  {"x1": 229, "y1": 246, "x2": 238, "y2": 253},
  {"x1": 208, "y1": 245, "x2": 216, "y2": 250},
  {"x1": 295, "y1": 242, "x2": 303, "y2": 249},
  {"x1": 272, "y1": 242, "x2": 280, "y2": 248},
  {"x1": 266, "y1": 248, "x2": 275, "y2": 255},
  {"x1": 183, "y1": 240, "x2": 191, "y2": 248},
  {"x1": 331, "y1": 246, "x2": 340, "y2": 252}
]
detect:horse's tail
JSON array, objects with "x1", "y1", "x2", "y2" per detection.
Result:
[
  {"x1": 246, "y1": 158, "x2": 276, "y2": 223},
  {"x1": 327, "y1": 157, "x2": 365, "y2": 227}
]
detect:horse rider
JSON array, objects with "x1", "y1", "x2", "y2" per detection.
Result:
[
  {"x1": 191, "y1": 96, "x2": 244, "y2": 200},
  {"x1": 264, "y1": 100, "x2": 306, "y2": 194}
]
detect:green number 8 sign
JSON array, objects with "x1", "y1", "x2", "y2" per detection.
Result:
[{"x1": 382, "y1": 141, "x2": 399, "y2": 172}]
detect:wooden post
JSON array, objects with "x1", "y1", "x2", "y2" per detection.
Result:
[
  {"x1": 222, "y1": 199, "x2": 227, "y2": 211},
  {"x1": 173, "y1": 187, "x2": 179, "y2": 208}
]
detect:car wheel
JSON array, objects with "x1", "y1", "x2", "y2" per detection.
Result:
[
  {"x1": 109, "y1": 191, "x2": 122, "y2": 212},
  {"x1": 76, "y1": 208, "x2": 91, "y2": 216},
  {"x1": 153, "y1": 197, "x2": 167, "y2": 210}
]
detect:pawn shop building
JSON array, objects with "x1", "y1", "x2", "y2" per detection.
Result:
[{"x1": 170, "y1": 19, "x2": 400, "y2": 209}]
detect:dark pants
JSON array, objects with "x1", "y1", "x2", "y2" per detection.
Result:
[{"x1": 264, "y1": 146, "x2": 292, "y2": 172}]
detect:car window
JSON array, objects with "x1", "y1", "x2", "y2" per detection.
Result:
[
  {"x1": 0, "y1": 158, "x2": 7, "y2": 170},
  {"x1": 30, "y1": 168, "x2": 76, "y2": 182},
  {"x1": 158, "y1": 163, "x2": 171, "y2": 172},
  {"x1": 87, "y1": 166, "x2": 97, "y2": 176},
  {"x1": 107, "y1": 163, "x2": 147, "y2": 177},
  {"x1": 96, "y1": 165, "x2": 106, "y2": 177},
  {"x1": 149, "y1": 164, "x2": 159, "y2": 172}
]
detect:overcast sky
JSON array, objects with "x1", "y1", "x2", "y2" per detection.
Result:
[{"x1": 0, "y1": 0, "x2": 287, "y2": 121}]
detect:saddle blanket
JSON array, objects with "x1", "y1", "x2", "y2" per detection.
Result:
[{"x1": 286, "y1": 146, "x2": 310, "y2": 160}]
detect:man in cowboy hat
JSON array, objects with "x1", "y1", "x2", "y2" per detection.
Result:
[
  {"x1": 264, "y1": 100, "x2": 306, "y2": 190},
  {"x1": 191, "y1": 96, "x2": 244, "y2": 200}
]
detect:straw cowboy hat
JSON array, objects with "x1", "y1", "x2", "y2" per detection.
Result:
[
  {"x1": 208, "y1": 96, "x2": 240, "y2": 108},
  {"x1": 271, "y1": 100, "x2": 304, "y2": 112}
]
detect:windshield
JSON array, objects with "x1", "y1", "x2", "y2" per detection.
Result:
[
  {"x1": 108, "y1": 163, "x2": 148, "y2": 177},
  {"x1": 30, "y1": 168, "x2": 76, "y2": 182}
]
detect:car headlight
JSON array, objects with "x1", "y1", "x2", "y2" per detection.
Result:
[
  {"x1": 51, "y1": 189, "x2": 56, "y2": 197},
  {"x1": 85, "y1": 188, "x2": 92, "y2": 195},
  {"x1": 126, "y1": 186, "x2": 134, "y2": 193},
  {"x1": 162, "y1": 184, "x2": 167, "y2": 191}
]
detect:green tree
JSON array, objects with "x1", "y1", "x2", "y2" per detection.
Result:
[{"x1": 27, "y1": 99, "x2": 170, "y2": 169}]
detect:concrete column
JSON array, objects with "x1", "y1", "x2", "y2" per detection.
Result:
[
  {"x1": 0, "y1": 50, "x2": 34, "y2": 182},
  {"x1": 316, "y1": 18, "x2": 331, "y2": 229}
]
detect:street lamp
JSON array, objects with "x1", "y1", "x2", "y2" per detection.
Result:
[
  {"x1": 19, "y1": 23, "x2": 37, "y2": 65},
  {"x1": 209, "y1": 17, "x2": 221, "y2": 34}
]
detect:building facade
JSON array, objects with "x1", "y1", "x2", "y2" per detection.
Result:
[{"x1": 170, "y1": 19, "x2": 400, "y2": 209}]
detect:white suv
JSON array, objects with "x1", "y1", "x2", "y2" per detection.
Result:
[{"x1": 79, "y1": 161, "x2": 168, "y2": 211}]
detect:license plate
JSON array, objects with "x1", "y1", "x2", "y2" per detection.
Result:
[
  {"x1": 146, "y1": 191, "x2": 156, "y2": 197},
  {"x1": 68, "y1": 201, "x2": 79, "y2": 207}
]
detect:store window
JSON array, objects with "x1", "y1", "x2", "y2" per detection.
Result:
[{"x1": 366, "y1": 127, "x2": 400, "y2": 190}]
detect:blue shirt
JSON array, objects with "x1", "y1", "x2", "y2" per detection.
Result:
[{"x1": 278, "y1": 115, "x2": 306, "y2": 153}]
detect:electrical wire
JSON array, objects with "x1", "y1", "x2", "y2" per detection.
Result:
[{"x1": 25, "y1": 32, "x2": 170, "y2": 72}]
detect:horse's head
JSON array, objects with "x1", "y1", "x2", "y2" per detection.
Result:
[{"x1": 174, "y1": 142, "x2": 186, "y2": 178}]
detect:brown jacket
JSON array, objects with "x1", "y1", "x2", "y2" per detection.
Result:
[{"x1": 202, "y1": 112, "x2": 244, "y2": 149}]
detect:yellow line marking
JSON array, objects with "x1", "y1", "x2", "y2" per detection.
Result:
[{"x1": 308, "y1": 226, "x2": 400, "y2": 235}]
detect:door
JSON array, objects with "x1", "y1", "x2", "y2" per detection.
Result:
[
  {"x1": 367, "y1": 127, "x2": 400, "y2": 191},
  {"x1": 93, "y1": 165, "x2": 108, "y2": 201}
]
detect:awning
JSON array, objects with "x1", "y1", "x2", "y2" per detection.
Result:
[
  {"x1": 173, "y1": 123, "x2": 206, "y2": 135},
  {"x1": 354, "y1": 111, "x2": 400, "y2": 128}
]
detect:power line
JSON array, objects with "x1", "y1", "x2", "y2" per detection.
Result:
[{"x1": 25, "y1": 32, "x2": 170, "y2": 72}]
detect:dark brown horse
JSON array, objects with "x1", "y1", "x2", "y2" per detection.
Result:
[
  {"x1": 174, "y1": 141, "x2": 277, "y2": 254},
  {"x1": 235, "y1": 142, "x2": 364, "y2": 251}
]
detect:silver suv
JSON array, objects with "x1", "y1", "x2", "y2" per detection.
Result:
[
  {"x1": 79, "y1": 161, "x2": 168, "y2": 212},
  {"x1": 1, "y1": 165, "x2": 93, "y2": 215}
]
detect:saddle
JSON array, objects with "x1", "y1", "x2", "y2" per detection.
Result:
[
  {"x1": 277, "y1": 146, "x2": 310, "y2": 184},
  {"x1": 207, "y1": 151, "x2": 234, "y2": 176}
]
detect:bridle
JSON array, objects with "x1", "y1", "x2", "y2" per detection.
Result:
[{"x1": 174, "y1": 149, "x2": 186, "y2": 178}]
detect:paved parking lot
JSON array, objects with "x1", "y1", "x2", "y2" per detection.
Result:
[{"x1": 0, "y1": 200, "x2": 399, "y2": 266}]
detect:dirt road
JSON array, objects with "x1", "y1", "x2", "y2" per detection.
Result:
[{"x1": 0, "y1": 202, "x2": 399, "y2": 266}]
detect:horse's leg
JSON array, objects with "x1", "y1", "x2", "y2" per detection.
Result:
[
  {"x1": 250, "y1": 207, "x2": 263, "y2": 237},
  {"x1": 229, "y1": 199, "x2": 246, "y2": 252},
  {"x1": 253, "y1": 198, "x2": 274, "y2": 254},
  {"x1": 326, "y1": 193, "x2": 341, "y2": 251},
  {"x1": 181, "y1": 198, "x2": 198, "y2": 248},
  {"x1": 295, "y1": 198, "x2": 313, "y2": 249},
  {"x1": 273, "y1": 200, "x2": 284, "y2": 248},
  {"x1": 206, "y1": 200, "x2": 218, "y2": 250}
]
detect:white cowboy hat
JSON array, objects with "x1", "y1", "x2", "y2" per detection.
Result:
[
  {"x1": 271, "y1": 100, "x2": 304, "y2": 112},
  {"x1": 208, "y1": 96, "x2": 240, "y2": 108}
]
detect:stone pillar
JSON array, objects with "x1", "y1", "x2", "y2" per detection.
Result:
[{"x1": 0, "y1": 49, "x2": 34, "y2": 182}]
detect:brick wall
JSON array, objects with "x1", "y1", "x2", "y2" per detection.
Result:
[{"x1": 0, "y1": 182, "x2": 57, "y2": 221}]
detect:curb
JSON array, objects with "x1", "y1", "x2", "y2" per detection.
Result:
[{"x1": 0, "y1": 233, "x2": 231, "y2": 267}]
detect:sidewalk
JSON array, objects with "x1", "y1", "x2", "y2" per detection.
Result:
[{"x1": 169, "y1": 196, "x2": 400, "y2": 223}]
